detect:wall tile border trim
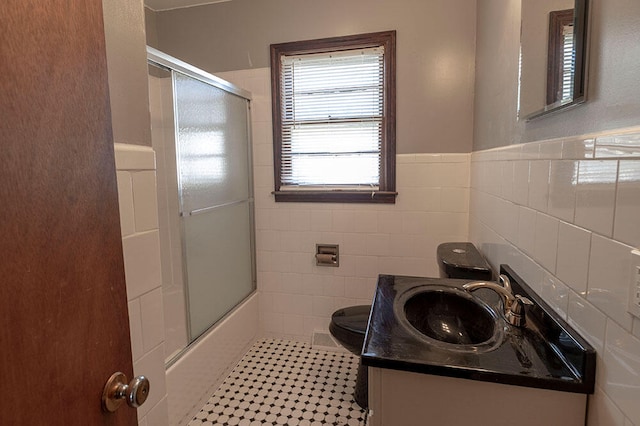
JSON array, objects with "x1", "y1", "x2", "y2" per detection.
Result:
[
  {"x1": 397, "y1": 153, "x2": 470, "y2": 163},
  {"x1": 472, "y1": 126, "x2": 640, "y2": 161},
  {"x1": 114, "y1": 143, "x2": 156, "y2": 170}
]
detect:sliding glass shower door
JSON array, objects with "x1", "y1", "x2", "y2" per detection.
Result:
[
  {"x1": 148, "y1": 47, "x2": 255, "y2": 359},
  {"x1": 173, "y1": 72, "x2": 254, "y2": 341}
]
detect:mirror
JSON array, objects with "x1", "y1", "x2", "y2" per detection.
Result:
[{"x1": 518, "y1": 0, "x2": 589, "y2": 120}]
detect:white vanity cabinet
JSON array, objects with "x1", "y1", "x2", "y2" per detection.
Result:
[{"x1": 367, "y1": 367, "x2": 587, "y2": 426}]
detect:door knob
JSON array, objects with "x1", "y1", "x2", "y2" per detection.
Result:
[{"x1": 102, "y1": 372, "x2": 150, "y2": 412}]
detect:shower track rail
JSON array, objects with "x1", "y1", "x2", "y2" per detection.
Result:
[{"x1": 147, "y1": 46, "x2": 252, "y2": 101}]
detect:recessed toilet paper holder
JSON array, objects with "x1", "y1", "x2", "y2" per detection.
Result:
[{"x1": 316, "y1": 244, "x2": 339, "y2": 267}]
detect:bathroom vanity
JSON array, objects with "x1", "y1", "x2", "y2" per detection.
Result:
[{"x1": 362, "y1": 266, "x2": 595, "y2": 426}]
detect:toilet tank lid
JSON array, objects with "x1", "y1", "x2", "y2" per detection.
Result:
[{"x1": 437, "y1": 242, "x2": 491, "y2": 272}]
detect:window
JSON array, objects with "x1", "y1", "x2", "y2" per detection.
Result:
[
  {"x1": 561, "y1": 24, "x2": 575, "y2": 101},
  {"x1": 546, "y1": 9, "x2": 575, "y2": 105},
  {"x1": 270, "y1": 31, "x2": 396, "y2": 203}
]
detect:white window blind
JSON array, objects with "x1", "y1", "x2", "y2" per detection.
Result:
[
  {"x1": 561, "y1": 24, "x2": 575, "y2": 101},
  {"x1": 279, "y1": 47, "x2": 385, "y2": 189}
]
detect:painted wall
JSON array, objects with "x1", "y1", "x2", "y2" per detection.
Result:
[
  {"x1": 147, "y1": 0, "x2": 477, "y2": 154},
  {"x1": 103, "y1": 0, "x2": 152, "y2": 147},
  {"x1": 145, "y1": 6, "x2": 159, "y2": 49},
  {"x1": 474, "y1": 0, "x2": 640, "y2": 150},
  {"x1": 472, "y1": 0, "x2": 522, "y2": 150}
]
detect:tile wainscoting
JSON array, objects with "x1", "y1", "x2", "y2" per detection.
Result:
[
  {"x1": 254, "y1": 152, "x2": 471, "y2": 342},
  {"x1": 115, "y1": 143, "x2": 169, "y2": 426},
  {"x1": 469, "y1": 127, "x2": 640, "y2": 425}
]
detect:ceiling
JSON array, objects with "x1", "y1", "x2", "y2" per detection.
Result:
[{"x1": 145, "y1": 0, "x2": 231, "y2": 12}]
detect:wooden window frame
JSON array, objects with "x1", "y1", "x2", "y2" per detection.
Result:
[{"x1": 270, "y1": 31, "x2": 397, "y2": 204}]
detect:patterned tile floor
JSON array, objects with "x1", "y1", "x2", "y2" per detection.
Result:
[{"x1": 189, "y1": 339, "x2": 367, "y2": 426}]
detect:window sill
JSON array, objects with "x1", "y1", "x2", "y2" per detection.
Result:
[{"x1": 273, "y1": 190, "x2": 397, "y2": 204}]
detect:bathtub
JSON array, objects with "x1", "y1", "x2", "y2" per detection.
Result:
[{"x1": 165, "y1": 293, "x2": 259, "y2": 425}]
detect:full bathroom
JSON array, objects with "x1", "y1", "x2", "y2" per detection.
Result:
[{"x1": 2, "y1": 0, "x2": 639, "y2": 425}]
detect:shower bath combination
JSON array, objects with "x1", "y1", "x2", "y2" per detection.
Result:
[{"x1": 147, "y1": 47, "x2": 256, "y2": 364}]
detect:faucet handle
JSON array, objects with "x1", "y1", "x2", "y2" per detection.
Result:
[
  {"x1": 511, "y1": 294, "x2": 533, "y2": 313},
  {"x1": 506, "y1": 295, "x2": 534, "y2": 327}
]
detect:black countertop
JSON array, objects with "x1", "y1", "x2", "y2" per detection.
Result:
[{"x1": 361, "y1": 265, "x2": 596, "y2": 394}]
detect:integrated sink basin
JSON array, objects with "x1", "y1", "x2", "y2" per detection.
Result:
[
  {"x1": 404, "y1": 288, "x2": 495, "y2": 344},
  {"x1": 395, "y1": 285, "x2": 503, "y2": 353}
]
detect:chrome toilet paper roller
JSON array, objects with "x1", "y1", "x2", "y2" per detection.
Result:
[{"x1": 316, "y1": 244, "x2": 339, "y2": 267}]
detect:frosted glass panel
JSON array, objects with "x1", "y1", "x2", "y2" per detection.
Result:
[
  {"x1": 173, "y1": 72, "x2": 250, "y2": 213},
  {"x1": 184, "y1": 201, "x2": 254, "y2": 340},
  {"x1": 149, "y1": 51, "x2": 255, "y2": 357}
]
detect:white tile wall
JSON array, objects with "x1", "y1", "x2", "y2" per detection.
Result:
[
  {"x1": 548, "y1": 160, "x2": 578, "y2": 222},
  {"x1": 556, "y1": 222, "x2": 592, "y2": 294},
  {"x1": 567, "y1": 290, "x2": 607, "y2": 352},
  {"x1": 528, "y1": 160, "x2": 550, "y2": 212},
  {"x1": 603, "y1": 320, "x2": 640, "y2": 422},
  {"x1": 533, "y1": 212, "x2": 559, "y2": 273},
  {"x1": 122, "y1": 230, "x2": 162, "y2": 300},
  {"x1": 216, "y1": 67, "x2": 471, "y2": 342},
  {"x1": 615, "y1": 161, "x2": 640, "y2": 248},
  {"x1": 469, "y1": 127, "x2": 640, "y2": 426},
  {"x1": 539, "y1": 272, "x2": 569, "y2": 318},
  {"x1": 587, "y1": 235, "x2": 635, "y2": 330},
  {"x1": 114, "y1": 143, "x2": 168, "y2": 426},
  {"x1": 575, "y1": 160, "x2": 618, "y2": 237},
  {"x1": 134, "y1": 343, "x2": 167, "y2": 420},
  {"x1": 132, "y1": 171, "x2": 160, "y2": 232}
]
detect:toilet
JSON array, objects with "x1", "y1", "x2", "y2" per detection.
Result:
[
  {"x1": 328, "y1": 242, "x2": 493, "y2": 409},
  {"x1": 329, "y1": 305, "x2": 370, "y2": 408}
]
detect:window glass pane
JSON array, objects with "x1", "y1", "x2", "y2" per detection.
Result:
[
  {"x1": 562, "y1": 25, "x2": 575, "y2": 101},
  {"x1": 283, "y1": 50, "x2": 383, "y2": 122},
  {"x1": 288, "y1": 89, "x2": 383, "y2": 121},
  {"x1": 282, "y1": 154, "x2": 380, "y2": 187},
  {"x1": 280, "y1": 47, "x2": 384, "y2": 188},
  {"x1": 285, "y1": 121, "x2": 381, "y2": 154}
]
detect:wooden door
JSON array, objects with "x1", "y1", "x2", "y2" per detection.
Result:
[{"x1": 0, "y1": 1, "x2": 137, "y2": 425}]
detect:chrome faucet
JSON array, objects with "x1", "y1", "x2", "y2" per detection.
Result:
[{"x1": 463, "y1": 275, "x2": 533, "y2": 327}]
